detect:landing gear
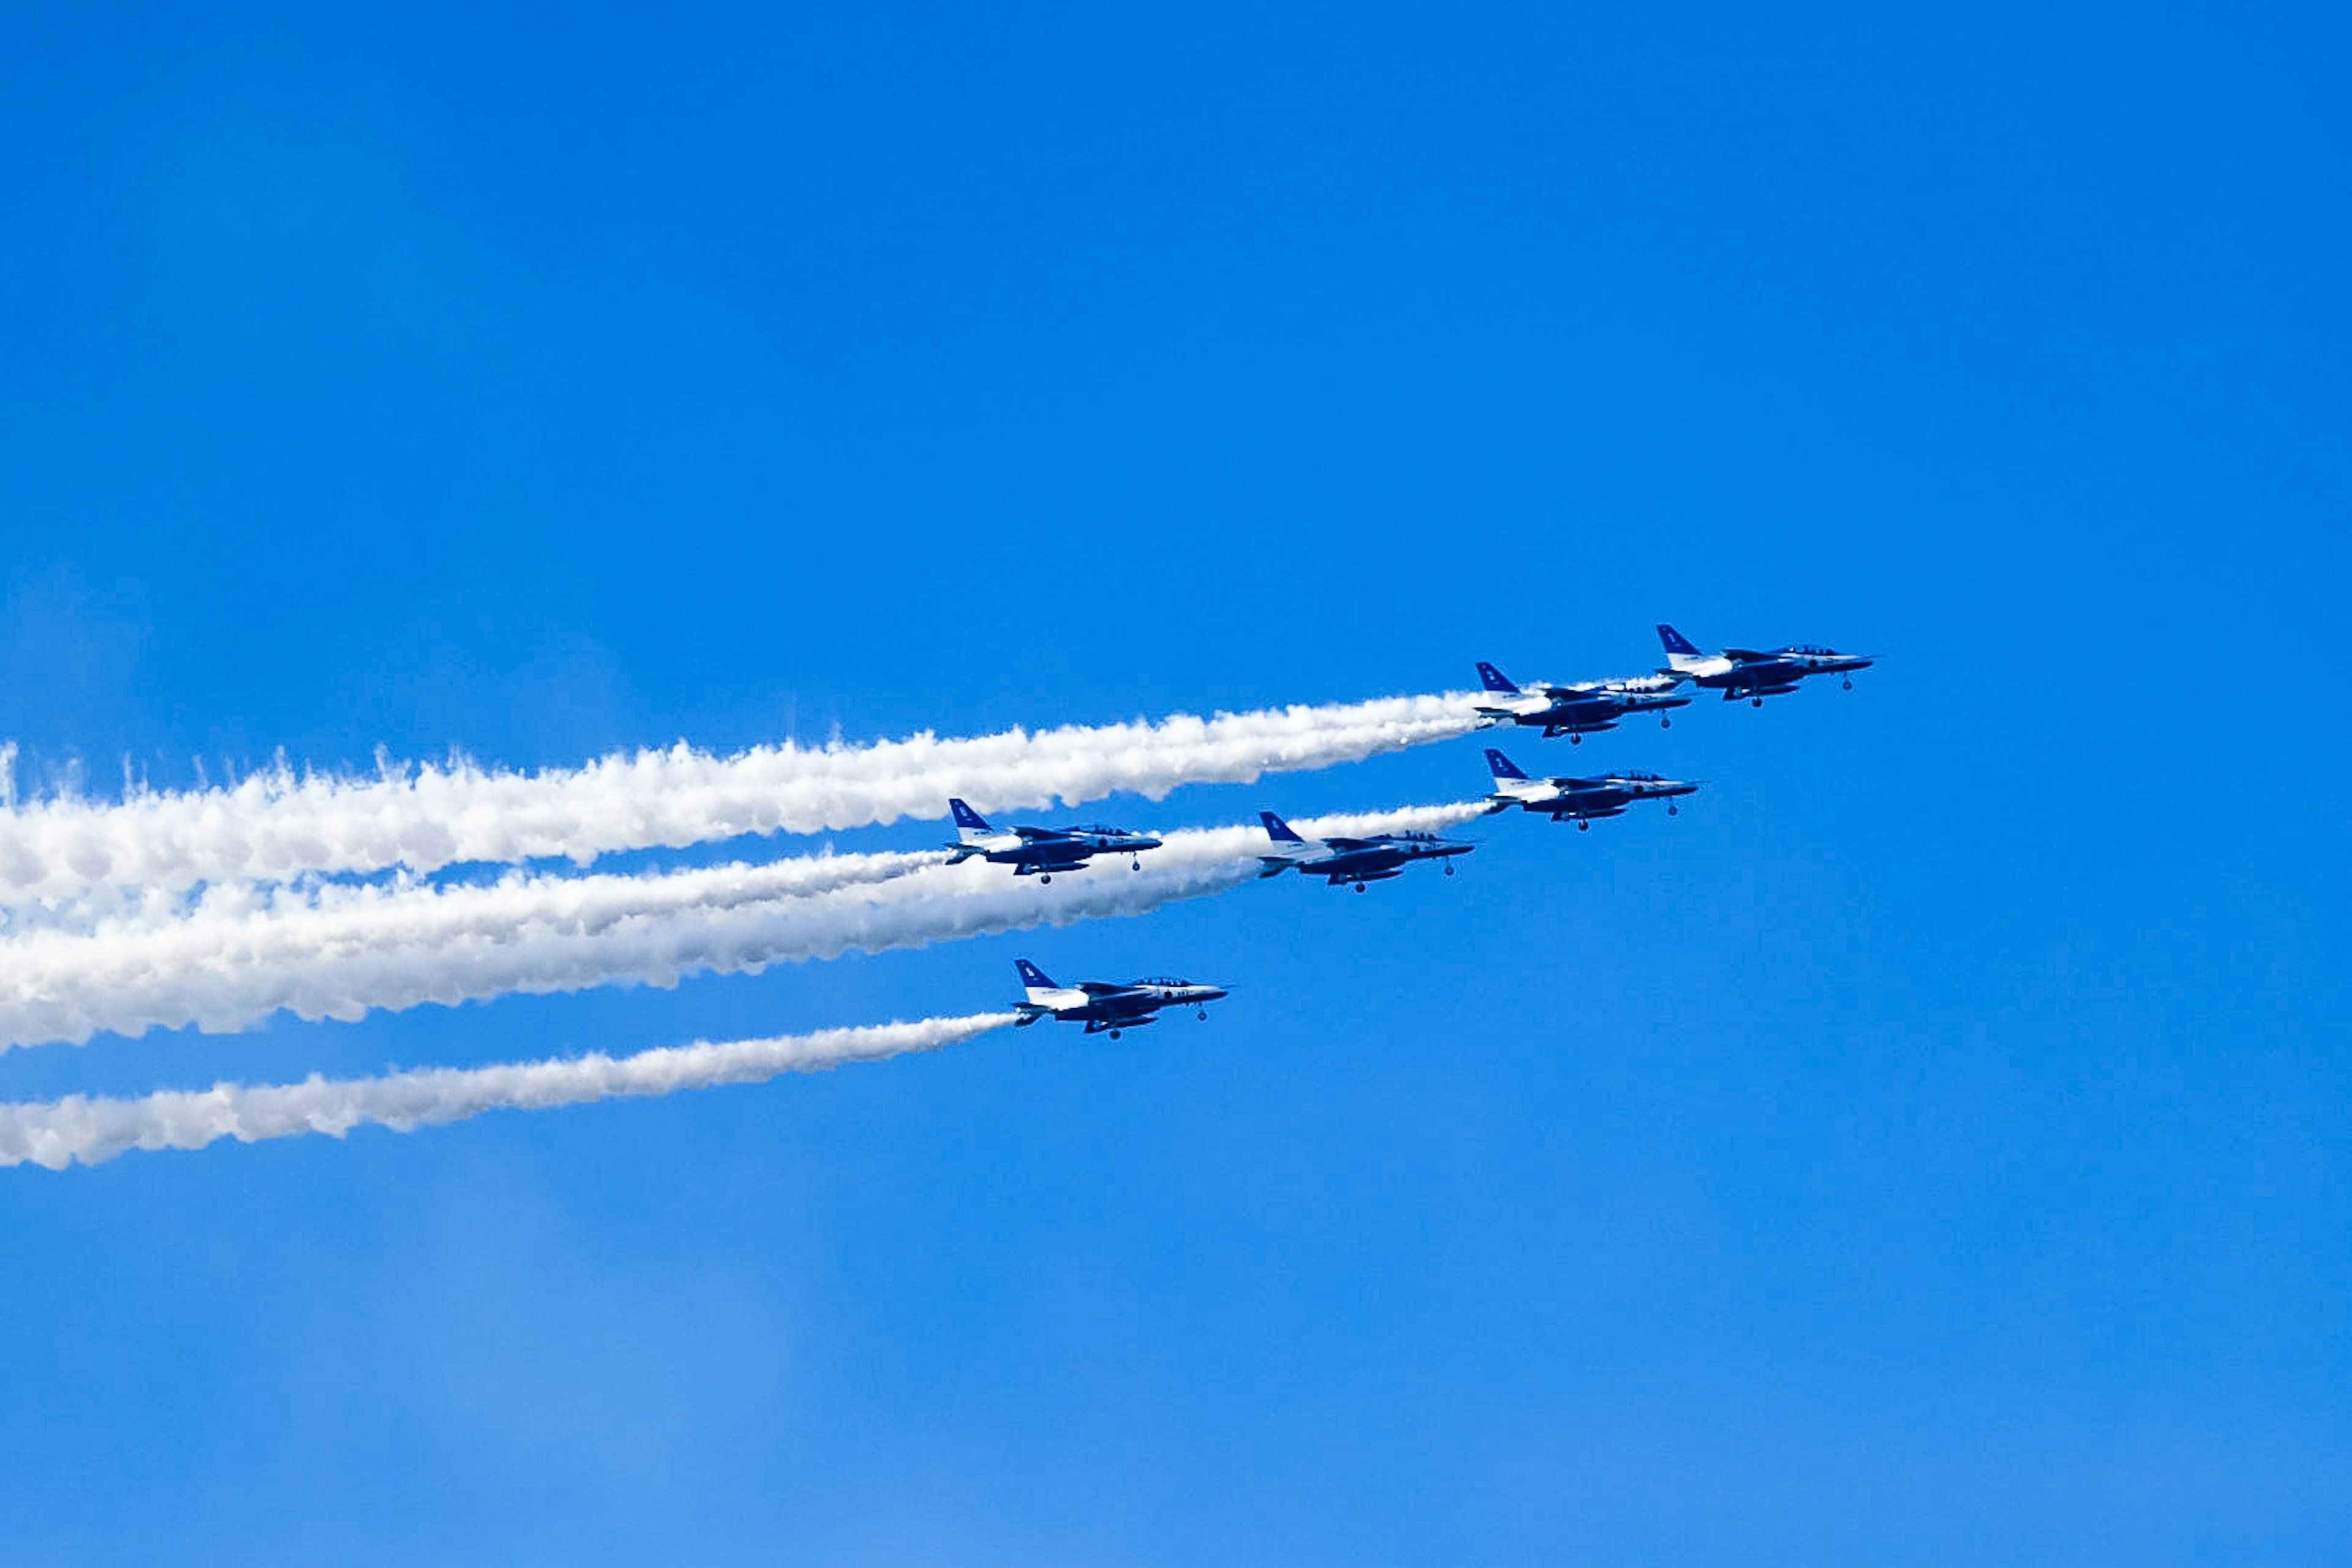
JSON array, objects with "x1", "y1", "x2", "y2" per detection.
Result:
[
  {"x1": 1443, "y1": 861, "x2": 1455, "y2": 876},
  {"x1": 1751, "y1": 696, "x2": 1763, "y2": 707},
  {"x1": 1570, "y1": 733, "x2": 1581, "y2": 745},
  {"x1": 1354, "y1": 881, "x2": 1367, "y2": 893},
  {"x1": 1842, "y1": 677, "x2": 1853, "y2": 690},
  {"x1": 1109, "y1": 1028, "x2": 1121, "y2": 1039},
  {"x1": 1131, "y1": 857, "x2": 1141, "y2": 870},
  {"x1": 1660, "y1": 716, "x2": 1672, "y2": 729},
  {"x1": 1577, "y1": 820, "x2": 1590, "y2": 832},
  {"x1": 1039, "y1": 873, "x2": 1052, "y2": 884},
  {"x1": 1667, "y1": 804, "x2": 1679, "y2": 816},
  {"x1": 1196, "y1": 1008, "x2": 1208, "y2": 1020}
]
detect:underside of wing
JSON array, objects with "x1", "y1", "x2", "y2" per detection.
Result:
[{"x1": 1015, "y1": 855, "x2": 1090, "y2": 874}]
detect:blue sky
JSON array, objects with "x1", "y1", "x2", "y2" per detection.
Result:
[{"x1": 1, "y1": 1, "x2": 2346, "y2": 1561}]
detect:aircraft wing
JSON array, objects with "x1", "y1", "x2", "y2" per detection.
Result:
[
  {"x1": 1075, "y1": 981, "x2": 1136, "y2": 997},
  {"x1": 1011, "y1": 825, "x2": 1076, "y2": 842},
  {"x1": 1319, "y1": 837, "x2": 1380, "y2": 851},
  {"x1": 1090, "y1": 990, "x2": 1164, "y2": 1019},
  {"x1": 1722, "y1": 647, "x2": 1774, "y2": 662}
]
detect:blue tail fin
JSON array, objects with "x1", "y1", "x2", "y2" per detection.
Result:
[
  {"x1": 1259, "y1": 810, "x2": 1305, "y2": 844},
  {"x1": 1014, "y1": 958, "x2": 1057, "y2": 990},
  {"x1": 1476, "y1": 661, "x2": 1520, "y2": 694},
  {"x1": 1485, "y1": 748, "x2": 1528, "y2": 780},
  {"x1": 949, "y1": 797, "x2": 992, "y2": 832},
  {"x1": 1656, "y1": 624, "x2": 1702, "y2": 658}
]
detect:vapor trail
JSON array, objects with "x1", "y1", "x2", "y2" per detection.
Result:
[
  {"x1": 0, "y1": 693, "x2": 1484, "y2": 906},
  {"x1": 0, "y1": 803, "x2": 1487, "y2": 1050},
  {"x1": 0, "y1": 845, "x2": 941, "y2": 1049},
  {"x1": 0, "y1": 1012, "x2": 1019, "y2": 1169}
]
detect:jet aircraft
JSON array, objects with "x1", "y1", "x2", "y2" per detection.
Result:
[
  {"x1": 944, "y1": 799, "x2": 1162, "y2": 882},
  {"x1": 1482, "y1": 748, "x2": 1698, "y2": 829},
  {"x1": 1656, "y1": 624, "x2": 1874, "y2": 704},
  {"x1": 1256, "y1": 810, "x2": 1476, "y2": 891},
  {"x1": 1472, "y1": 660, "x2": 1691, "y2": 742},
  {"x1": 1011, "y1": 959, "x2": 1227, "y2": 1039}
]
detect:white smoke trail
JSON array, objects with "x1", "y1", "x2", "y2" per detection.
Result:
[
  {"x1": 0, "y1": 845, "x2": 941, "y2": 1049},
  {"x1": 0, "y1": 802, "x2": 1488, "y2": 1050},
  {"x1": 0, "y1": 1012, "x2": 1019, "y2": 1170},
  {"x1": 0, "y1": 693, "x2": 1485, "y2": 906}
]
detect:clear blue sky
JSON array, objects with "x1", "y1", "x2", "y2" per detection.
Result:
[{"x1": 2, "y1": 2, "x2": 2346, "y2": 1561}]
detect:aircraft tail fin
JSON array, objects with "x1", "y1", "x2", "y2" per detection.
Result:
[
  {"x1": 1014, "y1": 958, "x2": 1059, "y2": 996},
  {"x1": 1259, "y1": 810, "x2": 1305, "y2": 845},
  {"x1": 1485, "y1": 748, "x2": 1529, "y2": 781},
  {"x1": 1476, "y1": 661, "x2": 1520, "y2": 694},
  {"x1": 949, "y1": 797, "x2": 993, "y2": 842},
  {"x1": 1656, "y1": 624, "x2": 1705, "y2": 668}
]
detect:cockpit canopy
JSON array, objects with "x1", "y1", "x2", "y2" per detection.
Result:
[
  {"x1": 1137, "y1": 976, "x2": 1193, "y2": 988},
  {"x1": 1616, "y1": 771, "x2": 1663, "y2": 782},
  {"x1": 1780, "y1": 643, "x2": 1839, "y2": 655}
]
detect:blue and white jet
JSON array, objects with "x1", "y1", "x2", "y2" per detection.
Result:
[
  {"x1": 1483, "y1": 748, "x2": 1698, "y2": 830},
  {"x1": 1656, "y1": 624, "x2": 1875, "y2": 705},
  {"x1": 945, "y1": 799, "x2": 1163, "y2": 883},
  {"x1": 1256, "y1": 810, "x2": 1476, "y2": 891},
  {"x1": 1012, "y1": 959, "x2": 1227, "y2": 1039},
  {"x1": 1472, "y1": 660, "x2": 1691, "y2": 743}
]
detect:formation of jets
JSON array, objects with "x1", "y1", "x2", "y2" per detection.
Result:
[{"x1": 963, "y1": 623, "x2": 1871, "y2": 1030}]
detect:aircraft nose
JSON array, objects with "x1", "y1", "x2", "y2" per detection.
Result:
[{"x1": 1198, "y1": 987, "x2": 1229, "y2": 1001}]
